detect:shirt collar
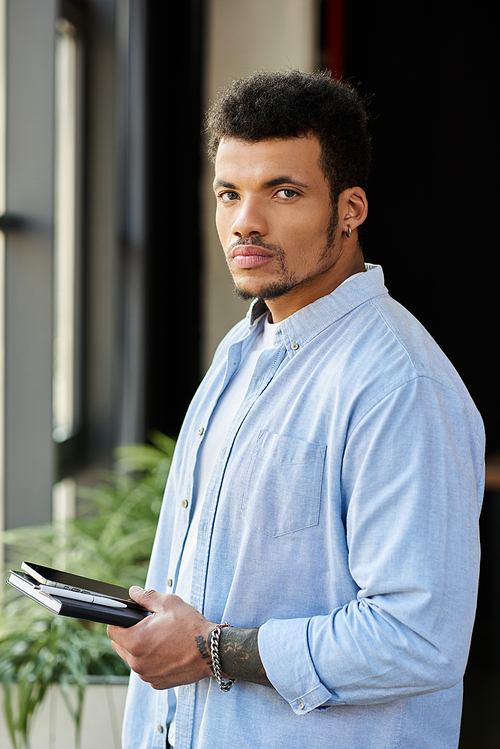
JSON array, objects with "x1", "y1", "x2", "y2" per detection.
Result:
[{"x1": 247, "y1": 264, "x2": 387, "y2": 337}]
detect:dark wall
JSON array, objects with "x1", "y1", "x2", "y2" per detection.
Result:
[
  {"x1": 344, "y1": 3, "x2": 498, "y2": 452},
  {"x1": 144, "y1": 0, "x2": 205, "y2": 438}
]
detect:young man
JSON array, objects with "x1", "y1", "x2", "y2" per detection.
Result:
[{"x1": 109, "y1": 70, "x2": 484, "y2": 749}]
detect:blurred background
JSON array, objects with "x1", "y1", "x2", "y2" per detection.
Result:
[{"x1": 0, "y1": 0, "x2": 497, "y2": 745}]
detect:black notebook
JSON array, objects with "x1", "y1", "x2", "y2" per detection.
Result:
[{"x1": 7, "y1": 562, "x2": 149, "y2": 628}]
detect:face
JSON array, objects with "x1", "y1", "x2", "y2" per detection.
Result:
[{"x1": 213, "y1": 136, "x2": 349, "y2": 321}]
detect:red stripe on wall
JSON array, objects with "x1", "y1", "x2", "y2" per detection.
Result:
[{"x1": 323, "y1": 0, "x2": 345, "y2": 79}]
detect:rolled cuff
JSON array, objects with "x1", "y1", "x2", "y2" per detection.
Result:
[{"x1": 258, "y1": 617, "x2": 342, "y2": 714}]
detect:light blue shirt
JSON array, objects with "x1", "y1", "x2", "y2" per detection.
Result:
[{"x1": 122, "y1": 265, "x2": 484, "y2": 749}]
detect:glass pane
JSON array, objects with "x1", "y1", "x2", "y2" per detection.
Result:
[{"x1": 53, "y1": 18, "x2": 83, "y2": 443}]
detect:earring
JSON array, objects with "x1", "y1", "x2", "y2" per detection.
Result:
[{"x1": 346, "y1": 225, "x2": 352, "y2": 238}]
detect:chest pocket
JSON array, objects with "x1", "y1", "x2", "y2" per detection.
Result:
[{"x1": 241, "y1": 430, "x2": 326, "y2": 537}]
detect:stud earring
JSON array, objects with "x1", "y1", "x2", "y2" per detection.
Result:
[{"x1": 346, "y1": 225, "x2": 352, "y2": 238}]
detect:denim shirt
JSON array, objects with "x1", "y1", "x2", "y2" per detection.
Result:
[{"x1": 122, "y1": 265, "x2": 484, "y2": 749}]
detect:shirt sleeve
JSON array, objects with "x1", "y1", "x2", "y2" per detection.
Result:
[{"x1": 258, "y1": 376, "x2": 484, "y2": 712}]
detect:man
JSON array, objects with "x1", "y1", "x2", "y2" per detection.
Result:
[{"x1": 109, "y1": 70, "x2": 485, "y2": 748}]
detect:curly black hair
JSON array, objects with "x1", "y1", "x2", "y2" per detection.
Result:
[{"x1": 205, "y1": 69, "x2": 372, "y2": 204}]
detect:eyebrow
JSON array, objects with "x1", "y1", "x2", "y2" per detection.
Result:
[
  {"x1": 213, "y1": 179, "x2": 236, "y2": 190},
  {"x1": 213, "y1": 176, "x2": 309, "y2": 191},
  {"x1": 262, "y1": 176, "x2": 309, "y2": 189}
]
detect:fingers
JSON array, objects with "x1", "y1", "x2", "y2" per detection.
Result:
[
  {"x1": 106, "y1": 587, "x2": 160, "y2": 648},
  {"x1": 106, "y1": 587, "x2": 165, "y2": 643},
  {"x1": 128, "y1": 585, "x2": 161, "y2": 610},
  {"x1": 110, "y1": 638, "x2": 129, "y2": 662},
  {"x1": 105, "y1": 590, "x2": 216, "y2": 689}
]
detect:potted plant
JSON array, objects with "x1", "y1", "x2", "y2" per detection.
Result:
[{"x1": 0, "y1": 431, "x2": 175, "y2": 749}]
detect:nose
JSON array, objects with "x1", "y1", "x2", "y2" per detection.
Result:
[{"x1": 231, "y1": 197, "x2": 268, "y2": 238}]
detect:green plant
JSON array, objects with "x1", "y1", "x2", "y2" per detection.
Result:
[{"x1": 0, "y1": 430, "x2": 175, "y2": 749}]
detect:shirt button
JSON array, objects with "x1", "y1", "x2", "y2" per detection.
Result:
[
  {"x1": 156, "y1": 724, "x2": 164, "y2": 733},
  {"x1": 197, "y1": 426, "x2": 205, "y2": 436},
  {"x1": 298, "y1": 701, "x2": 305, "y2": 710},
  {"x1": 166, "y1": 579, "x2": 173, "y2": 587},
  {"x1": 181, "y1": 499, "x2": 189, "y2": 508},
  {"x1": 291, "y1": 342, "x2": 299, "y2": 351}
]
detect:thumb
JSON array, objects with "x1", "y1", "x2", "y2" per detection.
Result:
[{"x1": 128, "y1": 585, "x2": 162, "y2": 612}]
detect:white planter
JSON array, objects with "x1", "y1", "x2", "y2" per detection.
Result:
[{"x1": 0, "y1": 679, "x2": 129, "y2": 749}]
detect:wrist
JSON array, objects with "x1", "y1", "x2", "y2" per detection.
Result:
[
  {"x1": 210, "y1": 623, "x2": 235, "y2": 691},
  {"x1": 194, "y1": 621, "x2": 218, "y2": 679},
  {"x1": 218, "y1": 626, "x2": 272, "y2": 688}
]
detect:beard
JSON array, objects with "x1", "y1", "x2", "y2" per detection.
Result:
[
  {"x1": 231, "y1": 207, "x2": 339, "y2": 302},
  {"x1": 234, "y1": 278, "x2": 300, "y2": 302},
  {"x1": 232, "y1": 256, "x2": 302, "y2": 301}
]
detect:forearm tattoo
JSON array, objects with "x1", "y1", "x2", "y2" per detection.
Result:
[
  {"x1": 218, "y1": 627, "x2": 272, "y2": 687},
  {"x1": 195, "y1": 627, "x2": 272, "y2": 687}
]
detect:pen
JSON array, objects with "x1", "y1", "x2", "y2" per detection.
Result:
[{"x1": 39, "y1": 584, "x2": 127, "y2": 609}]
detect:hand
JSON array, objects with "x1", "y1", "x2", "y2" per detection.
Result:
[{"x1": 107, "y1": 587, "x2": 216, "y2": 690}]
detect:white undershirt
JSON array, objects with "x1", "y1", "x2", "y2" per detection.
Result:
[{"x1": 174, "y1": 313, "x2": 279, "y2": 605}]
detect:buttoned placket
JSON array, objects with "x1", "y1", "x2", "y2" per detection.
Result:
[
  {"x1": 164, "y1": 326, "x2": 257, "y2": 598},
  {"x1": 190, "y1": 341, "x2": 287, "y2": 610},
  {"x1": 172, "y1": 334, "x2": 287, "y2": 749}
]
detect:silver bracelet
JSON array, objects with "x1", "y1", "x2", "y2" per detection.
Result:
[{"x1": 210, "y1": 623, "x2": 235, "y2": 691}]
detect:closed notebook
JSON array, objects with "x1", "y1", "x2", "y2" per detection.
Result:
[{"x1": 7, "y1": 568, "x2": 149, "y2": 628}]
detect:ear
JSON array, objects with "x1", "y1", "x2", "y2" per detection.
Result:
[{"x1": 338, "y1": 187, "x2": 368, "y2": 234}]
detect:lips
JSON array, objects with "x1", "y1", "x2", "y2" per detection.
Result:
[{"x1": 229, "y1": 244, "x2": 273, "y2": 269}]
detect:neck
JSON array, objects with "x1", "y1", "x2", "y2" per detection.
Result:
[{"x1": 266, "y1": 248, "x2": 366, "y2": 323}]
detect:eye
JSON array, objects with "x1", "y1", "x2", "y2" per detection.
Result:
[
  {"x1": 218, "y1": 190, "x2": 239, "y2": 203},
  {"x1": 276, "y1": 188, "x2": 298, "y2": 200}
]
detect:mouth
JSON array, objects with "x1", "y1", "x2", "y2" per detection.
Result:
[{"x1": 229, "y1": 243, "x2": 274, "y2": 269}]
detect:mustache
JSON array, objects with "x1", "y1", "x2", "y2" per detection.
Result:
[{"x1": 226, "y1": 237, "x2": 282, "y2": 254}]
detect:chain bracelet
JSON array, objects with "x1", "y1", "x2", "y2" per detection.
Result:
[{"x1": 210, "y1": 623, "x2": 235, "y2": 692}]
